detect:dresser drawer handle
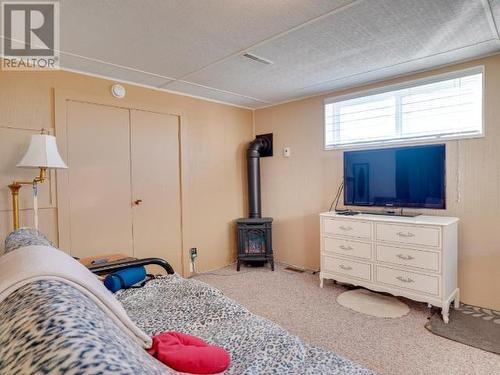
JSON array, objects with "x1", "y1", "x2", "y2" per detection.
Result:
[
  {"x1": 397, "y1": 231, "x2": 415, "y2": 238},
  {"x1": 339, "y1": 264, "x2": 353, "y2": 271},
  {"x1": 339, "y1": 225, "x2": 353, "y2": 231},
  {"x1": 396, "y1": 254, "x2": 415, "y2": 261},
  {"x1": 339, "y1": 245, "x2": 353, "y2": 251},
  {"x1": 396, "y1": 276, "x2": 414, "y2": 283}
]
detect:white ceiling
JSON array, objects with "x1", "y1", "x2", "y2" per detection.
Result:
[{"x1": 14, "y1": 0, "x2": 500, "y2": 108}]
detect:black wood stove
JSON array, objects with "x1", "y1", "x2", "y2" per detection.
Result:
[
  {"x1": 236, "y1": 217, "x2": 273, "y2": 271},
  {"x1": 236, "y1": 134, "x2": 274, "y2": 271}
]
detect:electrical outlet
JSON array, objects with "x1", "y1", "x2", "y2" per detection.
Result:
[
  {"x1": 190, "y1": 248, "x2": 198, "y2": 273},
  {"x1": 283, "y1": 147, "x2": 291, "y2": 157},
  {"x1": 190, "y1": 247, "x2": 198, "y2": 261}
]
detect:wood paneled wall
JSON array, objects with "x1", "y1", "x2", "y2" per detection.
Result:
[
  {"x1": 255, "y1": 54, "x2": 500, "y2": 310},
  {"x1": 0, "y1": 68, "x2": 253, "y2": 276}
]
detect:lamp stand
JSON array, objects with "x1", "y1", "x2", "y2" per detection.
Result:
[{"x1": 8, "y1": 167, "x2": 47, "y2": 231}]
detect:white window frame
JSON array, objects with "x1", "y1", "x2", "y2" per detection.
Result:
[{"x1": 324, "y1": 66, "x2": 485, "y2": 150}]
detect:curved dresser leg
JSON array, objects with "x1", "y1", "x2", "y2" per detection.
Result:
[
  {"x1": 454, "y1": 289, "x2": 460, "y2": 309},
  {"x1": 442, "y1": 303, "x2": 450, "y2": 324}
]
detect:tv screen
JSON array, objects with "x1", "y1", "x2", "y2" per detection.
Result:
[{"x1": 344, "y1": 144, "x2": 446, "y2": 209}]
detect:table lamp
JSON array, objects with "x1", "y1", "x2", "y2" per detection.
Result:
[{"x1": 8, "y1": 131, "x2": 67, "y2": 230}]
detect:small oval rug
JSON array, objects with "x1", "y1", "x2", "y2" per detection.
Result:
[{"x1": 337, "y1": 288, "x2": 410, "y2": 318}]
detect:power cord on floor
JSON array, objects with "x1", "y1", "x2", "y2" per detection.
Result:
[
  {"x1": 188, "y1": 262, "x2": 253, "y2": 277},
  {"x1": 191, "y1": 263, "x2": 318, "y2": 277},
  {"x1": 199, "y1": 270, "x2": 253, "y2": 277}
]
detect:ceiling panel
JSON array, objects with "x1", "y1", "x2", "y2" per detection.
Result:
[
  {"x1": 489, "y1": 0, "x2": 500, "y2": 27},
  {"x1": 59, "y1": 0, "x2": 352, "y2": 78},
  {"x1": 60, "y1": 53, "x2": 172, "y2": 87},
  {"x1": 180, "y1": 0, "x2": 499, "y2": 103},
  {"x1": 164, "y1": 81, "x2": 271, "y2": 108},
  {"x1": 52, "y1": 0, "x2": 500, "y2": 108},
  {"x1": 285, "y1": 39, "x2": 500, "y2": 106}
]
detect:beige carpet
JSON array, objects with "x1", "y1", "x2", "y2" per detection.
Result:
[
  {"x1": 194, "y1": 263, "x2": 500, "y2": 375},
  {"x1": 337, "y1": 288, "x2": 410, "y2": 318}
]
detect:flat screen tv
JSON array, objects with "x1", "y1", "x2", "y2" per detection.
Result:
[{"x1": 344, "y1": 144, "x2": 446, "y2": 209}]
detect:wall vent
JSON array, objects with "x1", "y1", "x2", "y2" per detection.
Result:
[{"x1": 242, "y1": 53, "x2": 273, "y2": 65}]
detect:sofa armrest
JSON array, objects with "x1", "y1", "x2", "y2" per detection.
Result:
[{"x1": 88, "y1": 257, "x2": 175, "y2": 275}]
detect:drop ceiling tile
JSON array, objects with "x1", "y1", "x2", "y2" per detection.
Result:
[
  {"x1": 164, "y1": 81, "x2": 271, "y2": 108},
  {"x1": 59, "y1": 0, "x2": 352, "y2": 78},
  {"x1": 489, "y1": 0, "x2": 500, "y2": 30},
  {"x1": 184, "y1": 0, "x2": 499, "y2": 102},
  {"x1": 60, "y1": 53, "x2": 172, "y2": 87},
  {"x1": 284, "y1": 39, "x2": 500, "y2": 105}
]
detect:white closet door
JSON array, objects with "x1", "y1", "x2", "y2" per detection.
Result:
[
  {"x1": 66, "y1": 101, "x2": 133, "y2": 257},
  {"x1": 130, "y1": 110, "x2": 182, "y2": 272}
]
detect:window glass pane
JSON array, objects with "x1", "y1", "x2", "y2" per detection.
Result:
[
  {"x1": 335, "y1": 93, "x2": 396, "y2": 144},
  {"x1": 325, "y1": 69, "x2": 483, "y2": 148},
  {"x1": 400, "y1": 73, "x2": 482, "y2": 138}
]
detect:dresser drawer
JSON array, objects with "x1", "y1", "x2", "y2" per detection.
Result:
[
  {"x1": 323, "y1": 256, "x2": 371, "y2": 281},
  {"x1": 376, "y1": 265, "x2": 440, "y2": 296},
  {"x1": 324, "y1": 219, "x2": 371, "y2": 239},
  {"x1": 376, "y1": 245, "x2": 439, "y2": 272},
  {"x1": 324, "y1": 237, "x2": 372, "y2": 260},
  {"x1": 376, "y1": 223, "x2": 440, "y2": 248}
]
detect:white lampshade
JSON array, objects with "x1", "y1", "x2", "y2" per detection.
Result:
[{"x1": 17, "y1": 134, "x2": 68, "y2": 169}]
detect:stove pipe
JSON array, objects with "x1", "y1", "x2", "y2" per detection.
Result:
[{"x1": 247, "y1": 137, "x2": 269, "y2": 218}]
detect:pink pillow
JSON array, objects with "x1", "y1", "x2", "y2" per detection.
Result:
[{"x1": 148, "y1": 332, "x2": 230, "y2": 374}]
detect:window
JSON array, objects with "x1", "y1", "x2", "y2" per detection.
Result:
[{"x1": 324, "y1": 68, "x2": 483, "y2": 149}]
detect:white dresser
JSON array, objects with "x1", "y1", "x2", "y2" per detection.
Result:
[{"x1": 320, "y1": 212, "x2": 459, "y2": 323}]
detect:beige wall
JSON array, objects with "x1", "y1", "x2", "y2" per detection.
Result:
[
  {"x1": 0, "y1": 68, "x2": 253, "y2": 275},
  {"x1": 255, "y1": 54, "x2": 500, "y2": 310}
]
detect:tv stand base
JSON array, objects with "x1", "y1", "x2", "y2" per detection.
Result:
[{"x1": 359, "y1": 210, "x2": 421, "y2": 217}]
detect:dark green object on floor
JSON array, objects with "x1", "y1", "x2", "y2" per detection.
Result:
[{"x1": 425, "y1": 304, "x2": 500, "y2": 355}]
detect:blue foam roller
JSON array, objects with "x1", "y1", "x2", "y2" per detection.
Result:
[{"x1": 104, "y1": 266, "x2": 146, "y2": 293}]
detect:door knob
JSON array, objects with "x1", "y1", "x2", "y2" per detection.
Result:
[{"x1": 134, "y1": 199, "x2": 143, "y2": 205}]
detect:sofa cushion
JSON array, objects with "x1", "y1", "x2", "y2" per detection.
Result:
[{"x1": 4, "y1": 228, "x2": 53, "y2": 253}]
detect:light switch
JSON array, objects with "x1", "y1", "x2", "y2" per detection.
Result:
[{"x1": 283, "y1": 147, "x2": 291, "y2": 157}]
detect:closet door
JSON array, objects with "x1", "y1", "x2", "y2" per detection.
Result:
[
  {"x1": 130, "y1": 110, "x2": 182, "y2": 272},
  {"x1": 66, "y1": 101, "x2": 133, "y2": 257}
]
